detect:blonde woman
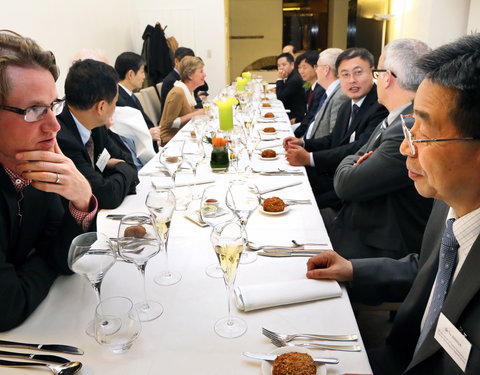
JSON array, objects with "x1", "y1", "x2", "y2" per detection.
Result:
[{"x1": 159, "y1": 56, "x2": 206, "y2": 145}]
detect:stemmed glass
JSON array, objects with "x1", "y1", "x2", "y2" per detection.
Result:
[
  {"x1": 68, "y1": 232, "x2": 116, "y2": 336},
  {"x1": 145, "y1": 189, "x2": 181, "y2": 286},
  {"x1": 245, "y1": 129, "x2": 261, "y2": 175},
  {"x1": 200, "y1": 184, "x2": 235, "y2": 278},
  {"x1": 117, "y1": 213, "x2": 163, "y2": 321},
  {"x1": 210, "y1": 221, "x2": 247, "y2": 338},
  {"x1": 191, "y1": 115, "x2": 208, "y2": 143},
  {"x1": 182, "y1": 141, "x2": 205, "y2": 199},
  {"x1": 160, "y1": 146, "x2": 184, "y2": 185},
  {"x1": 226, "y1": 180, "x2": 260, "y2": 264}
]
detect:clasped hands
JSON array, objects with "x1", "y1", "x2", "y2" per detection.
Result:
[{"x1": 283, "y1": 136, "x2": 310, "y2": 166}]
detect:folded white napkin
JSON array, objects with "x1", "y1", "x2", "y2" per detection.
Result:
[
  {"x1": 254, "y1": 179, "x2": 302, "y2": 194},
  {"x1": 234, "y1": 279, "x2": 342, "y2": 312},
  {"x1": 151, "y1": 176, "x2": 214, "y2": 189}
]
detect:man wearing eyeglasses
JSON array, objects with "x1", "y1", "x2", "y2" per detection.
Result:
[
  {"x1": 324, "y1": 39, "x2": 433, "y2": 260},
  {"x1": 307, "y1": 34, "x2": 480, "y2": 375},
  {"x1": 0, "y1": 31, "x2": 97, "y2": 331}
]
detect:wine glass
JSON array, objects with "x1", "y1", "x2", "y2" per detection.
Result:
[
  {"x1": 68, "y1": 232, "x2": 116, "y2": 336},
  {"x1": 210, "y1": 221, "x2": 247, "y2": 338},
  {"x1": 94, "y1": 296, "x2": 141, "y2": 354},
  {"x1": 200, "y1": 184, "x2": 235, "y2": 278},
  {"x1": 182, "y1": 141, "x2": 205, "y2": 199},
  {"x1": 225, "y1": 180, "x2": 260, "y2": 264},
  {"x1": 191, "y1": 115, "x2": 208, "y2": 143},
  {"x1": 160, "y1": 146, "x2": 184, "y2": 185},
  {"x1": 245, "y1": 129, "x2": 261, "y2": 175},
  {"x1": 145, "y1": 189, "x2": 181, "y2": 286},
  {"x1": 117, "y1": 213, "x2": 163, "y2": 321}
]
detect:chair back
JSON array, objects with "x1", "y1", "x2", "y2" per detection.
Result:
[{"x1": 139, "y1": 86, "x2": 162, "y2": 125}]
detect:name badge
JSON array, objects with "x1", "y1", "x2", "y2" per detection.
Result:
[
  {"x1": 96, "y1": 148, "x2": 111, "y2": 173},
  {"x1": 434, "y1": 313, "x2": 471, "y2": 372}
]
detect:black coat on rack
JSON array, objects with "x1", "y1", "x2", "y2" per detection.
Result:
[{"x1": 141, "y1": 23, "x2": 173, "y2": 85}]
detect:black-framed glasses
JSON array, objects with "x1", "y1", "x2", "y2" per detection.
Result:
[
  {"x1": 0, "y1": 98, "x2": 65, "y2": 122},
  {"x1": 401, "y1": 114, "x2": 480, "y2": 155},
  {"x1": 372, "y1": 69, "x2": 397, "y2": 79}
]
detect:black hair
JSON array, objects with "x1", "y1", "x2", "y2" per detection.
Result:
[
  {"x1": 174, "y1": 47, "x2": 195, "y2": 61},
  {"x1": 335, "y1": 47, "x2": 374, "y2": 72},
  {"x1": 296, "y1": 50, "x2": 320, "y2": 68},
  {"x1": 277, "y1": 52, "x2": 294, "y2": 64},
  {"x1": 417, "y1": 34, "x2": 480, "y2": 137},
  {"x1": 65, "y1": 59, "x2": 119, "y2": 110},
  {"x1": 114, "y1": 52, "x2": 145, "y2": 79}
]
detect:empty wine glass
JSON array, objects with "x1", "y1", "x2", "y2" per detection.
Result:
[
  {"x1": 145, "y1": 189, "x2": 181, "y2": 286},
  {"x1": 211, "y1": 221, "x2": 247, "y2": 338},
  {"x1": 200, "y1": 184, "x2": 235, "y2": 278},
  {"x1": 191, "y1": 115, "x2": 208, "y2": 143},
  {"x1": 160, "y1": 146, "x2": 184, "y2": 185},
  {"x1": 182, "y1": 141, "x2": 205, "y2": 198},
  {"x1": 226, "y1": 180, "x2": 260, "y2": 264},
  {"x1": 117, "y1": 213, "x2": 163, "y2": 321},
  {"x1": 68, "y1": 232, "x2": 116, "y2": 336},
  {"x1": 94, "y1": 296, "x2": 141, "y2": 354}
]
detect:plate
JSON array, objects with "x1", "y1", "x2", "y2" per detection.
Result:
[
  {"x1": 259, "y1": 205, "x2": 289, "y2": 216},
  {"x1": 258, "y1": 155, "x2": 279, "y2": 161},
  {"x1": 261, "y1": 347, "x2": 326, "y2": 375},
  {"x1": 261, "y1": 130, "x2": 278, "y2": 135}
]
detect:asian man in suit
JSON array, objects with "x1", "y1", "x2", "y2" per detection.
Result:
[
  {"x1": 0, "y1": 31, "x2": 97, "y2": 331},
  {"x1": 57, "y1": 59, "x2": 139, "y2": 209},
  {"x1": 306, "y1": 33, "x2": 480, "y2": 375}
]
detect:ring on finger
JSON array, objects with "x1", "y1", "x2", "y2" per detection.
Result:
[{"x1": 55, "y1": 173, "x2": 60, "y2": 184}]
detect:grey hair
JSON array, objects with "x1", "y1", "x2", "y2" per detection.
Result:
[
  {"x1": 318, "y1": 48, "x2": 343, "y2": 76},
  {"x1": 382, "y1": 38, "x2": 431, "y2": 91}
]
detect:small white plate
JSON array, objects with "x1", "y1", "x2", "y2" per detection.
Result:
[
  {"x1": 261, "y1": 130, "x2": 278, "y2": 135},
  {"x1": 261, "y1": 346, "x2": 326, "y2": 375},
  {"x1": 258, "y1": 155, "x2": 279, "y2": 161},
  {"x1": 259, "y1": 205, "x2": 289, "y2": 215}
]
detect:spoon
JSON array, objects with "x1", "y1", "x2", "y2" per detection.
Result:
[
  {"x1": 0, "y1": 359, "x2": 82, "y2": 374},
  {"x1": 291, "y1": 240, "x2": 329, "y2": 247}
]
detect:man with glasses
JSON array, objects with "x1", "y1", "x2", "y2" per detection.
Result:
[
  {"x1": 324, "y1": 39, "x2": 433, "y2": 260},
  {"x1": 306, "y1": 34, "x2": 480, "y2": 374},
  {"x1": 0, "y1": 31, "x2": 97, "y2": 331},
  {"x1": 283, "y1": 48, "x2": 388, "y2": 209}
]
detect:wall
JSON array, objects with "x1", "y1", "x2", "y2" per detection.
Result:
[
  {"x1": 328, "y1": 0, "x2": 348, "y2": 48},
  {"x1": 0, "y1": 0, "x2": 226, "y2": 96}
]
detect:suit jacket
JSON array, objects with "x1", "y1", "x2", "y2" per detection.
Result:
[
  {"x1": 275, "y1": 70, "x2": 306, "y2": 122},
  {"x1": 357, "y1": 201, "x2": 480, "y2": 374},
  {"x1": 0, "y1": 168, "x2": 82, "y2": 331},
  {"x1": 309, "y1": 83, "x2": 349, "y2": 139},
  {"x1": 160, "y1": 69, "x2": 208, "y2": 110},
  {"x1": 330, "y1": 104, "x2": 433, "y2": 259},
  {"x1": 117, "y1": 85, "x2": 154, "y2": 129},
  {"x1": 294, "y1": 84, "x2": 326, "y2": 138},
  {"x1": 57, "y1": 107, "x2": 139, "y2": 209}
]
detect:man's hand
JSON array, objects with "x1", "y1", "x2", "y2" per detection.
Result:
[
  {"x1": 353, "y1": 151, "x2": 373, "y2": 167},
  {"x1": 277, "y1": 69, "x2": 288, "y2": 80},
  {"x1": 149, "y1": 126, "x2": 161, "y2": 142},
  {"x1": 286, "y1": 144, "x2": 310, "y2": 166},
  {"x1": 283, "y1": 136, "x2": 304, "y2": 150},
  {"x1": 15, "y1": 140, "x2": 93, "y2": 211},
  {"x1": 106, "y1": 158, "x2": 125, "y2": 169},
  {"x1": 306, "y1": 250, "x2": 354, "y2": 282}
]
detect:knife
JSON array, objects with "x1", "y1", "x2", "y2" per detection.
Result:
[
  {"x1": 0, "y1": 340, "x2": 84, "y2": 355},
  {"x1": 258, "y1": 251, "x2": 323, "y2": 257},
  {"x1": 260, "y1": 182, "x2": 302, "y2": 194},
  {"x1": 0, "y1": 349, "x2": 70, "y2": 364},
  {"x1": 106, "y1": 214, "x2": 125, "y2": 220},
  {"x1": 243, "y1": 352, "x2": 339, "y2": 364}
]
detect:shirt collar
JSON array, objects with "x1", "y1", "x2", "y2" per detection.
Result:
[
  {"x1": 4, "y1": 166, "x2": 31, "y2": 193},
  {"x1": 387, "y1": 102, "x2": 411, "y2": 127},
  {"x1": 325, "y1": 79, "x2": 340, "y2": 98},
  {"x1": 352, "y1": 96, "x2": 366, "y2": 108},
  {"x1": 119, "y1": 83, "x2": 133, "y2": 97},
  {"x1": 70, "y1": 111, "x2": 92, "y2": 145}
]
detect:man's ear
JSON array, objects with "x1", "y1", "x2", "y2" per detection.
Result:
[
  {"x1": 126, "y1": 69, "x2": 135, "y2": 81},
  {"x1": 93, "y1": 100, "x2": 106, "y2": 116}
]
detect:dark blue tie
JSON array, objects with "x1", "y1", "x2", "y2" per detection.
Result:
[
  {"x1": 415, "y1": 218, "x2": 459, "y2": 352},
  {"x1": 131, "y1": 94, "x2": 142, "y2": 110}
]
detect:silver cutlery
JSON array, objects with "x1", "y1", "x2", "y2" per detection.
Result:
[
  {"x1": 243, "y1": 352, "x2": 339, "y2": 364},
  {"x1": 259, "y1": 172, "x2": 304, "y2": 176},
  {"x1": 106, "y1": 214, "x2": 125, "y2": 220},
  {"x1": 258, "y1": 251, "x2": 320, "y2": 257},
  {"x1": 284, "y1": 199, "x2": 311, "y2": 205},
  {"x1": 262, "y1": 248, "x2": 329, "y2": 254},
  {"x1": 246, "y1": 242, "x2": 302, "y2": 251},
  {"x1": 262, "y1": 327, "x2": 358, "y2": 342},
  {"x1": 291, "y1": 240, "x2": 329, "y2": 247},
  {"x1": 0, "y1": 350, "x2": 70, "y2": 364},
  {"x1": 0, "y1": 340, "x2": 83, "y2": 355},
  {"x1": 259, "y1": 182, "x2": 303, "y2": 194},
  {"x1": 0, "y1": 359, "x2": 81, "y2": 374},
  {"x1": 270, "y1": 337, "x2": 362, "y2": 352}
]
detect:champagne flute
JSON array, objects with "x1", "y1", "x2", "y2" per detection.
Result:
[
  {"x1": 210, "y1": 221, "x2": 247, "y2": 338},
  {"x1": 145, "y1": 189, "x2": 181, "y2": 286},
  {"x1": 200, "y1": 184, "x2": 235, "y2": 278},
  {"x1": 68, "y1": 232, "x2": 116, "y2": 336},
  {"x1": 117, "y1": 213, "x2": 163, "y2": 321},
  {"x1": 225, "y1": 180, "x2": 260, "y2": 264}
]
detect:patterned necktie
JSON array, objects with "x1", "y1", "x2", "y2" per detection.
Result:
[
  {"x1": 306, "y1": 88, "x2": 314, "y2": 106},
  {"x1": 85, "y1": 136, "x2": 95, "y2": 167},
  {"x1": 350, "y1": 104, "x2": 360, "y2": 124},
  {"x1": 415, "y1": 218, "x2": 459, "y2": 353}
]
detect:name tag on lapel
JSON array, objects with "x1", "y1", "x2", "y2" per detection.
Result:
[
  {"x1": 435, "y1": 313, "x2": 471, "y2": 372},
  {"x1": 96, "y1": 148, "x2": 111, "y2": 173}
]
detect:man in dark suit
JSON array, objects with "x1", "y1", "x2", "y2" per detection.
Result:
[
  {"x1": 294, "y1": 51, "x2": 325, "y2": 138},
  {"x1": 307, "y1": 34, "x2": 480, "y2": 375},
  {"x1": 57, "y1": 59, "x2": 139, "y2": 209},
  {"x1": 114, "y1": 51, "x2": 159, "y2": 151},
  {"x1": 0, "y1": 31, "x2": 97, "y2": 331},
  {"x1": 324, "y1": 39, "x2": 433, "y2": 260},
  {"x1": 275, "y1": 52, "x2": 306, "y2": 124},
  {"x1": 284, "y1": 48, "x2": 388, "y2": 209},
  {"x1": 160, "y1": 47, "x2": 208, "y2": 110}
]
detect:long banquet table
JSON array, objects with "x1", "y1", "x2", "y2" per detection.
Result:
[{"x1": 0, "y1": 101, "x2": 373, "y2": 375}]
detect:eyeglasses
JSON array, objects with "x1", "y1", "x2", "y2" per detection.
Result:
[
  {"x1": 401, "y1": 114, "x2": 480, "y2": 155},
  {"x1": 372, "y1": 69, "x2": 397, "y2": 80},
  {"x1": 339, "y1": 69, "x2": 369, "y2": 80},
  {"x1": 0, "y1": 99, "x2": 65, "y2": 122},
  {"x1": 314, "y1": 64, "x2": 327, "y2": 69}
]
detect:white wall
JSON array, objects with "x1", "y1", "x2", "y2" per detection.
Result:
[{"x1": 0, "y1": 0, "x2": 226, "y2": 96}]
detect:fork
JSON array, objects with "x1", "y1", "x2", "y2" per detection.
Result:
[
  {"x1": 262, "y1": 327, "x2": 358, "y2": 342},
  {"x1": 247, "y1": 242, "x2": 301, "y2": 251},
  {"x1": 270, "y1": 337, "x2": 361, "y2": 352}
]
